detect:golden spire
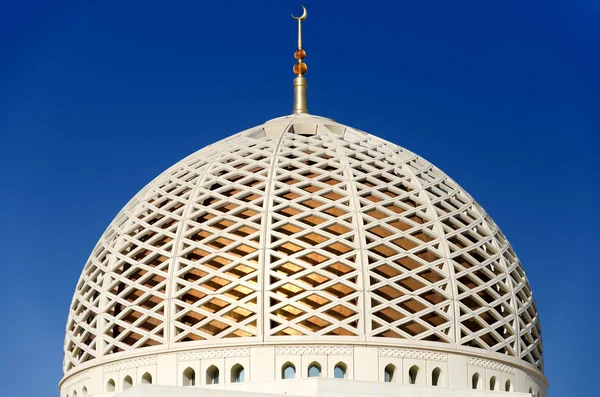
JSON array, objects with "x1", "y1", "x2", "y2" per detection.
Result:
[{"x1": 291, "y1": 6, "x2": 308, "y2": 114}]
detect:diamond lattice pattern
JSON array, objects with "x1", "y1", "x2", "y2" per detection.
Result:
[{"x1": 63, "y1": 117, "x2": 542, "y2": 373}]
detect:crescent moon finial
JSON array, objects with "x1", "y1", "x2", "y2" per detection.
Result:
[
  {"x1": 291, "y1": 5, "x2": 307, "y2": 21},
  {"x1": 291, "y1": 5, "x2": 308, "y2": 114}
]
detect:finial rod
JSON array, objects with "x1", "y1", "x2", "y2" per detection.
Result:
[{"x1": 291, "y1": 6, "x2": 308, "y2": 114}]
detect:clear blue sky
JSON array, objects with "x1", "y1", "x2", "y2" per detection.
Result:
[{"x1": 0, "y1": 1, "x2": 598, "y2": 395}]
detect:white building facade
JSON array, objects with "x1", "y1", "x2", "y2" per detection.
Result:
[{"x1": 59, "y1": 114, "x2": 547, "y2": 397}]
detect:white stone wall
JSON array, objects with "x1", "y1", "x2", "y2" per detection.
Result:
[{"x1": 60, "y1": 345, "x2": 547, "y2": 397}]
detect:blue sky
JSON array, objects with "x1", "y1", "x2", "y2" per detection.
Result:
[{"x1": 0, "y1": 1, "x2": 598, "y2": 395}]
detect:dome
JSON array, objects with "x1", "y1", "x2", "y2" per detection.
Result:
[{"x1": 61, "y1": 114, "x2": 544, "y2": 394}]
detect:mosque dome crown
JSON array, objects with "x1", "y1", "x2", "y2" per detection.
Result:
[{"x1": 63, "y1": 113, "x2": 542, "y2": 378}]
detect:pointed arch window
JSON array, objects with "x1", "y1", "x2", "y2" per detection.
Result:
[
  {"x1": 142, "y1": 372, "x2": 152, "y2": 384},
  {"x1": 408, "y1": 365, "x2": 419, "y2": 385},
  {"x1": 183, "y1": 367, "x2": 196, "y2": 386},
  {"x1": 282, "y1": 363, "x2": 296, "y2": 379},
  {"x1": 206, "y1": 365, "x2": 220, "y2": 385},
  {"x1": 334, "y1": 362, "x2": 347, "y2": 379},
  {"x1": 384, "y1": 364, "x2": 395, "y2": 383},
  {"x1": 472, "y1": 372, "x2": 481, "y2": 389},
  {"x1": 308, "y1": 362, "x2": 321, "y2": 378},
  {"x1": 490, "y1": 376, "x2": 497, "y2": 391},
  {"x1": 431, "y1": 367, "x2": 441, "y2": 386},
  {"x1": 231, "y1": 364, "x2": 245, "y2": 383},
  {"x1": 123, "y1": 376, "x2": 133, "y2": 390}
]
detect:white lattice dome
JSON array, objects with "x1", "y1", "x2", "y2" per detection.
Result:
[{"x1": 61, "y1": 113, "x2": 545, "y2": 396}]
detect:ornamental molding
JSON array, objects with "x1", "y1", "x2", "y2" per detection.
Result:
[
  {"x1": 104, "y1": 356, "x2": 157, "y2": 373},
  {"x1": 378, "y1": 348, "x2": 447, "y2": 361},
  {"x1": 527, "y1": 371, "x2": 545, "y2": 386},
  {"x1": 467, "y1": 357, "x2": 515, "y2": 374},
  {"x1": 63, "y1": 371, "x2": 91, "y2": 388},
  {"x1": 276, "y1": 346, "x2": 353, "y2": 356},
  {"x1": 178, "y1": 348, "x2": 250, "y2": 361}
]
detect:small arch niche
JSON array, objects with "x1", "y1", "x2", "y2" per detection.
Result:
[
  {"x1": 505, "y1": 379, "x2": 513, "y2": 392},
  {"x1": 123, "y1": 375, "x2": 133, "y2": 390},
  {"x1": 490, "y1": 376, "x2": 497, "y2": 391},
  {"x1": 231, "y1": 364, "x2": 245, "y2": 383},
  {"x1": 408, "y1": 365, "x2": 419, "y2": 385},
  {"x1": 529, "y1": 387, "x2": 533, "y2": 394},
  {"x1": 206, "y1": 365, "x2": 220, "y2": 385},
  {"x1": 81, "y1": 387, "x2": 87, "y2": 397},
  {"x1": 384, "y1": 364, "x2": 395, "y2": 383},
  {"x1": 73, "y1": 391, "x2": 78, "y2": 397},
  {"x1": 282, "y1": 362, "x2": 296, "y2": 379},
  {"x1": 472, "y1": 373, "x2": 481, "y2": 390},
  {"x1": 141, "y1": 372, "x2": 153, "y2": 384},
  {"x1": 431, "y1": 367, "x2": 441, "y2": 386},
  {"x1": 334, "y1": 362, "x2": 347, "y2": 379},
  {"x1": 308, "y1": 362, "x2": 322, "y2": 378},
  {"x1": 182, "y1": 367, "x2": 196, "y2": 386},
  {"x1": 106, "y1": 379, "x2": 116, "y2": 392}
]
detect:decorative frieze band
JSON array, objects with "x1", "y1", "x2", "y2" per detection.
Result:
[
  {"x1": 527, "y1": 371, "x2": 546, "y2": 387},
  {"x1": 63, "y1": 370, "x2": 91, "y2": 388},
  {"x1": 276, "y1": 346, "x2": 353, "y2": 356},
  {"x1": 104, "y1": 356, "x2": 157, "y2": 373},
  {"x1": 467, "y1": 357, "x2": 515, "y2": 374},
  {"x1": 378, "y1": 348, "x2": 448, "y2": 361},
  {"x1": 178, "y1": 348, "x2": 250, "y2": 361}
]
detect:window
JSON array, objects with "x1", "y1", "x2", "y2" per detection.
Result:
[
  {"x1": 505, "y1": 380, "x2": 513, "y2": 392},
  {"x1": 431, "y1": 367, "x2": 441, "y2": 386},
  {"x1": 308, "y1": 362, "x2": 321, "y2": 378},
  {"x1": 183, "y1": 367, "x2": 196, "y2": 386},
  {"x1": 106, "y1": 379, "x2": 115, "y2": 392},
  {"x1": 73, "y1": 392, "x2": 78, "y2": 397},
  {"x1": 384, "y1": 364, "x2": 395, "y2": 383},
  {"x1": 206, "y1": 365, "x2": 220, "y2": 385},
  {"x1": 334, "y1": 362, "x2": 347, "y2": 379},
  {"x1": 81, "y1": 387, "x2": 87, "y2": 397},
  {"x1": 123, "y1": 375, "x2": 133, "y2": 390},
  {"x1": 490, "y1": 376, "x2": 497, "y2": 391},
  {"x1": 472, "y1": 373, "x2": 481, "y2": 390},
  {"x1": 282, "y1": 363, "x2": 296, "y2": 379},
  {"x1": 408, "y1": 365, "x2": 419, "y2": 385},
  {"x1": 231, "y1": 364, "x2": 245, "y2": 383},
  {"x1": 141, "y1": 372, "x2": 152, "y2": 384},
  {"x1": 529, "y1": 387, "x2": 533, "y2": 394}
]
